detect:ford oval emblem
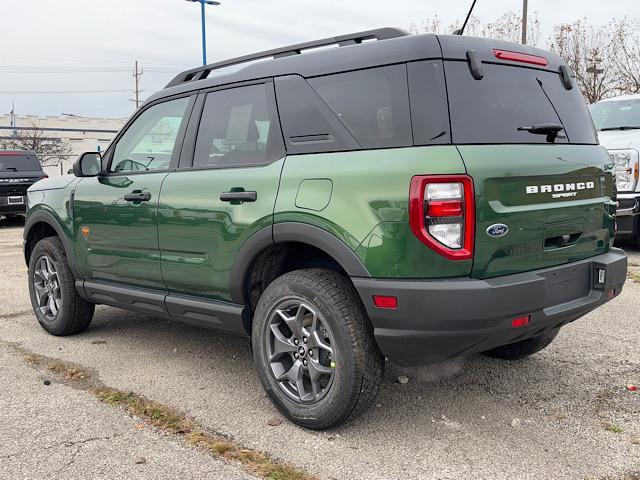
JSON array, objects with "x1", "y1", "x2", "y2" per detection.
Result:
[{"x1": 486, "y1": 223, "x2": 509, "y2": 238}]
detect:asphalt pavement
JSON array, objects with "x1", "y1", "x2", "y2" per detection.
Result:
[{"x1": 0, "y1": 217, "x2": 638, "y2": 480}]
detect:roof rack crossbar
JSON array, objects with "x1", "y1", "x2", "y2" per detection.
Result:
[{"x1": 165, "y1": 27, "x2": 409, "y2": 88}]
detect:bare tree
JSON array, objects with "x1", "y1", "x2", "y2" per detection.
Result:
[
  {"x1": 548, "y1": 20, "x2": 619, "y2": 103},
  {"x1": 409, "y1": 11, "x2": 540, "y2": 47},
  {"x1": 611, "y1": 17, "x2": 640, "y2": 94},
  {"x1": 0, "y1": 119, "x2": 72, "y2": 167}
]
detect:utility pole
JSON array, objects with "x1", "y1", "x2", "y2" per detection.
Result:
[
  {"x1": 521, "y1": 0, "x2": 528, "y2": 44},
  {"x1": 10, "y1": 102, "x2": 18, "y2": 138},
  {"x1": 132, "y1": 60, "x2": 143, "y2": 109}
]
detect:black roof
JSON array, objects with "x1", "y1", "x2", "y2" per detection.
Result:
[{"x1": 144, "y1": 28, "x2": 566, "y2": 106}]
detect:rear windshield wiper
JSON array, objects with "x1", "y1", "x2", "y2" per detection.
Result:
[
  {"x1": 599, "y1": 126, "x2": 640, "y2": 131},
  {"x1": 517, "y1": 123, "x2": 565, "y2": 143},
  {"x1": 2, "y1": 167, "x2": 18, "y2": 171}
]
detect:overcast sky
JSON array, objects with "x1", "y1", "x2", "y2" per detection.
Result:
[{"x1": 1, "y1": 0, "x2": 637, "y2": 118}]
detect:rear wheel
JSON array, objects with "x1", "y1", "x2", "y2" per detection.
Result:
[
  {"x1": 482, "y1": 328, "x2": 560, "y2": 360},
  {"x1": 252, "y1": 269, "x2": 384, "y2": 430},
  {"x1": 28, "y1": 236, "x2": 94, "y2": 335}
]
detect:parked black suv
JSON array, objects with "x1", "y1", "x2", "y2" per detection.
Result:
[{"x1": 0, "y1": 151, "x2": 47, "y2": 218}]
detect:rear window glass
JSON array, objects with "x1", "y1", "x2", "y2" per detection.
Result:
[
  {"x1": 308, "y1": 65, "x2": 412, "y2": 149},
  {"x1": 0, "y1": 153, "x2": 41, "y2": 172},
  {"x1": 445, "y1": 61, "x2": 597, "y2": 145}
]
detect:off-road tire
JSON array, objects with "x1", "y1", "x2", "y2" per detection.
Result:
[
  {"x1": 482, "y1": 328, "x2": 560, "y2": 360},
  {"x1": 28, "y1": 236, "x2": 94, "y2": 335},
  {"x1": 252, "y1": 269, "x2": 384, "y2": 430}
]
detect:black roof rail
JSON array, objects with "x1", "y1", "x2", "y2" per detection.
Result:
[{"x1": 165, "y1": 27, "x2": 409, "y2": 88}]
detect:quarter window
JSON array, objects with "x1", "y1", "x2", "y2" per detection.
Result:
[
  {"x1": 111, "y1": 97, "x2": 190, "y2": 173},
  {"x1": 307, "y1": 65, "x2": 412, "y2": 149},
  {"x1": 193, "y1": 84, "x2": 280, "y2": 168}
]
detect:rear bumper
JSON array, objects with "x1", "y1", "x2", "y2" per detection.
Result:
[
  {"x1": 353, "y1": 248, "x2": 627, "y2": 366},
  {"x1": 0, "y1": 194, "x2": 27, "y2": 215},
  {"x1": 0, "y1": 203, "x2": 26, "y2": 215},
  {"x1": 616, "y1": 194, "x2": 640, "y2": 236}
]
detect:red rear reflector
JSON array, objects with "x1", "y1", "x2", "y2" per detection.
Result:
[
  {"x1": 427, "y1": 200, "x2": 463, "y2": 217},
  {"x1": 0, "y1": 152, "x2": 21, "y2": 156},
  {"x1": 511, "y1": 315, "x2": 530, "y2": 328},
  {"x1": 607, "y1": 289, "x2": 615, "y2": 299},
  {"x1": 373, "y1": 295, "x2": 398, "y2": 309},
  {"x1": 493, "y1": 49, "x2": 548, "y2": 66}
]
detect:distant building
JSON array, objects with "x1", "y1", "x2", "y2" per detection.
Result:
[{"x1": 0, "y1": 114, "x2": 127, "y2": 176}]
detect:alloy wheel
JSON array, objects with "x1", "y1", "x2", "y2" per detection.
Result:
[
  {"x1": 32, "y1": 255, "x2": 62, "y2": 321},
  {"x1": 266, "y1": 300, "x2": 335, "y2": 403}
]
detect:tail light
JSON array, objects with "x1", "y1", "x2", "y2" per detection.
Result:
[{"x1": 409, "y1": 175, "x2": 475, "y2": 260}]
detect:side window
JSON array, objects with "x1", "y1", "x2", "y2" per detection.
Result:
[
  {"x1": 407, "y1": 60, "x2": 451, "y2": 145},
  {"x1": 307, "y1": 65, "x2": 412, "y2": 149},
  {"x1": 111, "y1": 97, "x2": 190, "y2": 173},
  {"x1": 193, "y1": 84, "x2": 281, "y2": 168}
]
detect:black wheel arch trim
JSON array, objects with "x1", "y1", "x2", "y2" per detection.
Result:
[
  {"x1": 24, "y1": 210, "x2": 81, "y2": 279},
  {"x1": 229, "y1": 222, "x2": 371, "y2": 304}
]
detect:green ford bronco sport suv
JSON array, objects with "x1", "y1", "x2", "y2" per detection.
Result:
[{"x1": 24, "y1": 28, "x2": 627, "y2": 429}]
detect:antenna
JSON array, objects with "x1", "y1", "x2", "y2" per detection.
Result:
[{"x1": 453, "y1": 0, "x2": 478, "y2": 35}]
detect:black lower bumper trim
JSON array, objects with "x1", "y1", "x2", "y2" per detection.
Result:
[{"x1": 353, "y1": 249, "x2": 627, "y2": 366}]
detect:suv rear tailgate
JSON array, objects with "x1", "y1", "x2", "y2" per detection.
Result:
[{"x1": 459, "y1": 144, "x2": 615, "y2": 279}]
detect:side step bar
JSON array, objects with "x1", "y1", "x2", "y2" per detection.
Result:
[{"x1": 76, "y1": 280, "x2": 247, "y2": 336}]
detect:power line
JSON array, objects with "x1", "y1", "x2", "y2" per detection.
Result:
[
  {"x1": 0, "y1": 66, "x2": 181, "y2": 74},
  {"x1": 0, "y1": 89, "x2": 131, "y2": 94}
]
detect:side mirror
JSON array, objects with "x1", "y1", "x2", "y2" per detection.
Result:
[{"x1": 73, "y1": 152, "x2": 102, "y2": 177}]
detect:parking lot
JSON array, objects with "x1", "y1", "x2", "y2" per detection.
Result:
[{"x1": 0, "y1": 218, "x2": 638, "y2": 480}]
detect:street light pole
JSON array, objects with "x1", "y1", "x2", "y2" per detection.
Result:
[
  {"x1": 200, "y1": 0, "x2": 207, "y2": 66},
  {"x1": 521, "y1": 0, "x2": 528, "y2": 44},
  {"x1": 186, "y1": 0, "x2": 221, "y2": 66}
]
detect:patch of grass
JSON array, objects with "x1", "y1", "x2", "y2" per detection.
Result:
[
  {"x1": 627, "y1": 272, "x2": 640, "y2": 284},
  {"x1": 552, "y1": 411, "x2": 568, "y2": 421},
  {"x1": 5, "y1": 342, "x2": 316, "y2": 480},
  {"x1": 602, "y1": 421, "x2": 624, "y2": 434}
]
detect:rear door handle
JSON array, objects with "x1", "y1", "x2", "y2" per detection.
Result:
[
  {"x1": 220, "y1": 191, "x2": 257, "y2": 203},
  {"x1": 124, "y1": 191, "x2": 151, "y2": 202}
]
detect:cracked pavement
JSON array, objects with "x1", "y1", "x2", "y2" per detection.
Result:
[
  {"x1": 0, "y1": 344, "x2": 254, "y2": 480},
  {"x1": 1, "y1": 218, "x2": 639, "y2": 479}
]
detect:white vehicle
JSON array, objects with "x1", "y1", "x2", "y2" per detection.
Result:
[{"x1": 590, "y1": 94, "x2": 640, "y2": 247}]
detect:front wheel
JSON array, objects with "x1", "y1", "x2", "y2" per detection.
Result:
[
  {"x1": 252, "y1": 269, "x2": 384, "y2": 430},
  {"x1": 28, "y1": 236, "x2": 95, "y2": 336}
]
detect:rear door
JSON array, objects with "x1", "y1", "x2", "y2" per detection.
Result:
[
  {"x1": 439, "y1": 39, "x2": 615, "y2": 279},
  {"x1": 158, "y1": 82, "x2": 284, "y2": 309}
]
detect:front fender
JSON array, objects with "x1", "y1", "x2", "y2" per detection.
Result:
[{"x1": 24, "y1": 206, "x2": 80, "y2": 278}]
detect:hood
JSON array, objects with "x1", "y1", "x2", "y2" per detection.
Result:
[
  {"x1": 597, "y1": 129, "x2": 640, "y2": 150},
  {"x1": 27, "y1": 174, "x2": 79, "y2": 192}
]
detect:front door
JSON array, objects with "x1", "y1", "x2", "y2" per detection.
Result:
[
  {"x1": 74, "y1": 95, "x2": 193, "y2": 289},
  {"x1": 158, "y1": 83, "x2": 285, "y2": 302}
]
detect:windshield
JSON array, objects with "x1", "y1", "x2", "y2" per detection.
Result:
[{"x1": 589, "y1": 98, "x2": 640, "y2": 131}]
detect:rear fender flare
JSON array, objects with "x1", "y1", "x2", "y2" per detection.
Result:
[{"x1": 228, "y1": 222, "x2": 371, "y2": 304}]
